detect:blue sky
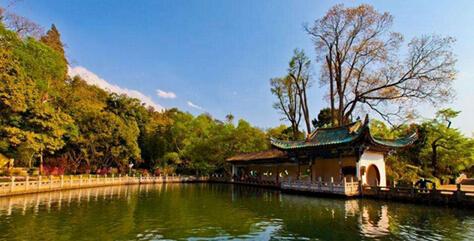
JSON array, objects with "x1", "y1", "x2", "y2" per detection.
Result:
[{"x1": 5, "y1": 0, "x2": 474, "y2": 135}]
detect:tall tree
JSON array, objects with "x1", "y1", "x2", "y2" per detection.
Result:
[
  {"x1": 57, "y1": 76, "x2": 108, "y2": 173},
  {"x1": 270, "y1": 76, "x2": 301, "y2": 140},
  {"x1": 370, "y1": 111, "x2": 473, "y2": 182},
  {"x1": 306, "y1": 4, "x2": 456, "y2": 126},
  {"x1": 0, "y1": 23, "x2": 73, "y2": 171},
  {"x1": 422, "y1": 109, "x2": 473, "y2": 179},
  {"x1": 40, "y1": 24, "x2": 67, "y2": 64},
  {"x1": 288, "y1": 49, "x2": 313, "y2": 135}
]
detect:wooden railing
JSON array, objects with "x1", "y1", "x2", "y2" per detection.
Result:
[
  {"x1": 281, "y1": 177, "x2": 360, "y2": 196},
  {"x1": 0, "y1": 175, "x2": 208, "y2": 197}
]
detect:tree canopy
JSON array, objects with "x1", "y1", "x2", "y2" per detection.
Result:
[
  {"x1": 306, "y1": 4, "x2": 456, "y2": 126},
  {"x1": 370, "y1": 110, "x2": 474, "y2": 183},
  {"x1": 0, "y1": 19, "x2": 269, "y2": 175},
  {"x1": 0, "y1": 5, "x2": 472, "y2": 183}
]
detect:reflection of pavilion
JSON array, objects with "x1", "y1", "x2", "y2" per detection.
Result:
[
  {"x1": 227, "y1": 116, "x2": 417, "y2": 195},
  {"x1": 252, "y1": 192, "x2": 392, "y2": 240},
  {"x1": 359, "y1": 204, "x2": 390, "y2": 238},
  {"x1": 343, "y1": 199, "x2": 390, "y2": 238}
]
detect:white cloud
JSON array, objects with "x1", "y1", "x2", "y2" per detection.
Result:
[
  {"x1": 187, "y1": 101, "x2": 204, "y2": 110},
  {"x1": 68, "y1": 66, "x2": 164, "y2": 111},
  {"x1": 156, "y1": 89, "x2": 177, "y2": 99}
]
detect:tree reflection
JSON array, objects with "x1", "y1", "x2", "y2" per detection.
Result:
[{"x1": 0, "y1": 184, "x2": 472, "y2": 241}]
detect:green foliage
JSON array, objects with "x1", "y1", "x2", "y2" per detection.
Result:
[
  {"x1": 15, "y1": 36, "x2": 67, "y2": 97},
  {"x1": 1, "y1": 21, "x2": 270, "y2": 175},
  {"x1": 0, "y1": 23, "x2": 72, "y2": 168},
  {"x1": 267, "y1": 125, "x2": 293, "y2": 141},
  {"x1": 167, "y1": 114, "x2": 268, "y2": 175},
  {"x1": 370, "y1": 112, "x2": 474, "y2": 183},
  {"x1": 163, "y1": 152, "x2": 181, "y2": 165},
  {"x1": 419, "y1": 109, "x2": 474, "y2": 181},
  {"x1": 312, "y1": 108, "x2": 332, "y2": 129},
  {"x1": 2, "y1": 10, "x2": 469, "y2": 182}
]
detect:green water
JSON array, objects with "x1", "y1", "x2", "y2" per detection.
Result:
[{"x1": 0, "y1": 184, "x2": 472, "y2": 241}]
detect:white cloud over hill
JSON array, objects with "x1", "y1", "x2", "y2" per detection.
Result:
[
  {"x1": 68, "y1": 66, "x2": 164, "y2": 111},
  {"x1": 156, "y1": 89, "x2": 176, "y2": 99},
  {"x1": 187, "y1": 101, "x2": 204, "y2": 110}
]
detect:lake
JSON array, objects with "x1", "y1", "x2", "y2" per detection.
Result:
[{"x1": 0, "y1": 183, "x2": 472, "y2": 241}]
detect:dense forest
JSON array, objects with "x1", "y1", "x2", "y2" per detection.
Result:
[
  {"x1": 0, "y1": 9, "x2": 272, "y2": 176},
  {"x1": 0, "y1": 6, "x2": 473, "y2": 183}
]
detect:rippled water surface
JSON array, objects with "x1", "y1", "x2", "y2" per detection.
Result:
[{"x1": 0, "y1": 183, "x2": 473, "y2": 241}]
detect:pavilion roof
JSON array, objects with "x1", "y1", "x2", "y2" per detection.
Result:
[{"x1": 270, "y1": 116, "x2": 418, "y2": 150}]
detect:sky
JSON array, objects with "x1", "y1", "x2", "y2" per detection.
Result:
[{"x1": 4, "y1": 0, "x2": 474, "y2": 135}]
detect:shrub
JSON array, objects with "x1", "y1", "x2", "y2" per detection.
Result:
[
  {"x1": 136, "y1": 169, "x2": 150, "y2": 177},
  {"x1": 161, "y1": 165, "x2": 176, "y2": 175},
  {"x1": 109, "y1": 168, "x2": 119, "y2": 175},
  {"x1": 96, "y1": 167, "x2": 108, "y2": 175},
  {"x1": 42, "y1": 166, "x2": 65, "y2": 176}
]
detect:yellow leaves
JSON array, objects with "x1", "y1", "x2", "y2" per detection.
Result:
[
  {"x1": 1, "y1": 126, "x2": 43, "y2": 151},
  {"x1": 2, "y1": 126, "x2": 24, "y2": 145},
  {"x1": 379, "y1": 86, "x2": 400, "y2": 98},
  {"x1": 0, "y1": 153, "x2": 9, "y2": 168}
]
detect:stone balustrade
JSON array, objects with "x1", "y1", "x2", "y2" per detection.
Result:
[
  {"x1": 0, "y1": 175, "x2": 208, "y2": 197},
  {"x1": 280, "y1": 177, "x2": 360, "y2": 196}
]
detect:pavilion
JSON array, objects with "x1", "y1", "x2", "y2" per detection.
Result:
[{"x1": 227, "y1": 116, "x2": 417, "y2": 190}]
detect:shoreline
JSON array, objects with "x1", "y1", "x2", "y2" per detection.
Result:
[{"x1": 1, "y1": 177, "x2": 473, "y2": 209}]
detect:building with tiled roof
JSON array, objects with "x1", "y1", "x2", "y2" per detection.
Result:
[{"x1": 227, "y1": 116, "x2": 417, "y2": 188}]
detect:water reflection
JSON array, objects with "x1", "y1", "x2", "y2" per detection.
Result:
[
  {"x1": 359, "y1": 204, "x2": 390, "y2": 238},
  {"x1": 0, "y1": 184, "x2": 472, "y2": 241},
  {"x1": 0, "y1": 185, "x2": 136, "y2": 216}
]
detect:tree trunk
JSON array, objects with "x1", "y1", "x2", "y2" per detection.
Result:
[
  {"x1": 301, "y1": 88, "x2": 311, "y2": 135},
  {"x1": 336, "y1": 51, "x2": 345, "y2": 126},
  {"x1": 431, "y1": 143, "x2": 438, "y2": 177},
  {"x1": 330, "y1": 77, "x2": 335, "y2": 126},
  {"x1": 291, "y1": 121, "x2": 299, "y2": 141},
  {"x1": 326, "y1": 55, "x2": 336, "y2": 126},
  {"x1": 39, "y1": 152, "x2": 43, "y2": 175}
]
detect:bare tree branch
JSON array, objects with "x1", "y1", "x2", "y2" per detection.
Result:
[
  {"x1": 270, "y1": 76, "x2": 302, "y2": 140},
  {"x1": 1, "y1": 9, "x2": 43, "y2": 38},
  {"x1": 306, "y1": 4, "x2": 456, "y2": 126}
]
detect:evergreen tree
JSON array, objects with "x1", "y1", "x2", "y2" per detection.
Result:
[
  {"x1": 40, "y1": 24, "x2": 67, "y2": 64},
  {"x1": 312, "y1": 108, "x2": 333, "y2": 129}
]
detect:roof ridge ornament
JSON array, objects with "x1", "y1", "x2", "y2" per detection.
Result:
[
  {"x1": 349, "y1": 121, "x2": 362, "y2": 134},
  {"x1": 363, "y1": 114, "x2": 370, "y2": 126}
]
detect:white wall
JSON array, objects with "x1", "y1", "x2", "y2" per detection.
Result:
[{"x1": 356, "y1": 150, "x2": 386, "y2": 186}]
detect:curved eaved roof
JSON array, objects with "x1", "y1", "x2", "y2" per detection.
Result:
[
  {"x1": 368, "y1": 131, "x2": 418, "y2": 148},
  {"x1": 270, "y1": 117, "x2": 418, "y2": 150}
]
